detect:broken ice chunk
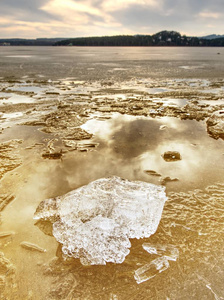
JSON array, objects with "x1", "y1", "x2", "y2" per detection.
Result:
[
  {"x1": 54, "y1": 216, "x2": 131, "y2": 265},
  {"x1": 34, "y1": 176, "x2": 167, "y2": 265},
  {"x1": 160, "y1": 177, "x2": 179, "y2": 186},
  {"x1": 20, "y1": 241, "x2": 46, "y2": 253},
  {"x1": 144, "y1": 170, "x2": 161, "y2": 177},
  {"x1": 206, "y1": 110, "x2": 224, "y2": 140},
  {"x1": 0, "y1": 231, "x2": 15, "y2": 238},
  {"x1": 142, "y1": 243, "x2": 179, "y2": 261},
  {"x1": 134, "y1": 257, "x2": 170, "y2": 284}
]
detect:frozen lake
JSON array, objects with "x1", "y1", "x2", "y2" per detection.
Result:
[
  {"x1": 0, "y1": 46, "x2": 224, "y2": 80},
  {"x1": 0, "y1": 46, "x2": 224, "y2": 300}
]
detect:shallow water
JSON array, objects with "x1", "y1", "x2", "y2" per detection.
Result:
[
  {"x1": 0, "y1": 94, "x2": 35, "y2": 105},
  {"x1": 0, "y1": 47, "x2": 224, "y2": 300}
]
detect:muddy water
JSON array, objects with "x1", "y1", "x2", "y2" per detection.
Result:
[{"x1": 0, "y1": 47, "x2": 224, "y2": 300}]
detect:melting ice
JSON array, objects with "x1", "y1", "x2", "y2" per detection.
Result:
[
  {"x1": 34, "y1": 176, "x2": 167, "y2": 265},
  {"x1": 134, "y1": 243, "x2": 179, "y2": 284}
]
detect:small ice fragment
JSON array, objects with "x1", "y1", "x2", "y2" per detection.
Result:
[
  {"x1": 0, "y1": 231, "x2": 15, "y2": 238},
  {"x1": 20, "y1": 241, "x2": 46, "y2": 253},
  {"x1": 142, "y1": 243, "x2": 179, "y2": 261},
  {"x1": 206, "y1": 110, "x2": 224, "y2": 140},
  {"x1": 134, "y1": 257, "x2": 169, "y2": 284},
  {"x1": 149, "y1": 109, "x2": 158, "y2": 114},
  {"x1": 159, "y1": 125, "x2": 167, "y2": 130},
  {"x1": 144, "y1": 170, "x2": 161, "y2": 177},
  {"x1": 160, "y1": 177, "x2": 179, "y2": 185},
  {"x1": 110, "y1": 294, "x2": 118, "y2": 300}
]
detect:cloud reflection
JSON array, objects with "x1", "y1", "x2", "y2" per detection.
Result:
[{"x1": 80, "y1": 114, "x2": 224, "y2": 191}]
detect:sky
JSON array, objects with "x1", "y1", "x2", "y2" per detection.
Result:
[{"x1": 0, "y1": 0, "x2": 223, "y2": 38}]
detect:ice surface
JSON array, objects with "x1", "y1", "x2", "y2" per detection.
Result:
[{"x1": 34, "y1": 176, "x2": 167, "y2": 265}]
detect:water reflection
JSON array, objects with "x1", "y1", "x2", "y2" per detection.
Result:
[
  {"x1": 11, "y1": 113, "x2": 220, "y2": 203},
  {"x1": 0, "y1": 93, "x2": 34, "y2": 105},
  {"x1": 2, "y1": 113, "x2": 222, "y2": 201},
  {"x1": 81, "y1": 114, "x2": 224, "y2": 191},
  {"x1": 162, "y1": 98, "x2": 188, "y2": 107}
]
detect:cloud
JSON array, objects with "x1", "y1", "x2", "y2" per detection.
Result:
[
  {"x1": 0, "y1": 0, "x2": 56, "y2": 22},
  {"x1": 41, "y1": 0, "x2": 102, "y2": 19},
  {"x1": 40, "y1": 0, "x2": 127, "y2": 27},
  {"x1": 102, "y1": 0, "x2": 161, "y2": 12},
  {"x1": 198, "y1": 11, "x2": 222, "y2": 19},
  {"x1": 38, "y1": 0, "x2": 124, "y2": 37},
  {"x1": 0, "y1": 0, "x2": 223, "y2": 38},
  {"x1": 106, "y1": 0, "x2": 224, "y2": 35}
]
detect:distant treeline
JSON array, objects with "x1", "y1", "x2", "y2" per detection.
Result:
[
  {"x1": 1, "y1": 31, "x2": 224, "y2": 46},
  {"x1": 0, "y1": 38, "x2": 67, "y2": 46},
  {"x1": 55, "y1": 31, "x2": 224, "y2": 47}
]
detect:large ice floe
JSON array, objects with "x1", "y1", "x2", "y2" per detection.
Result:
[{"x1": 34, "y1": 176, "x2": 167, "y2": 265}]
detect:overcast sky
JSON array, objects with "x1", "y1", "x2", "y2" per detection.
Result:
[{"x1": 0, "y1": 0, "x2": 223, "y2": 38}]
